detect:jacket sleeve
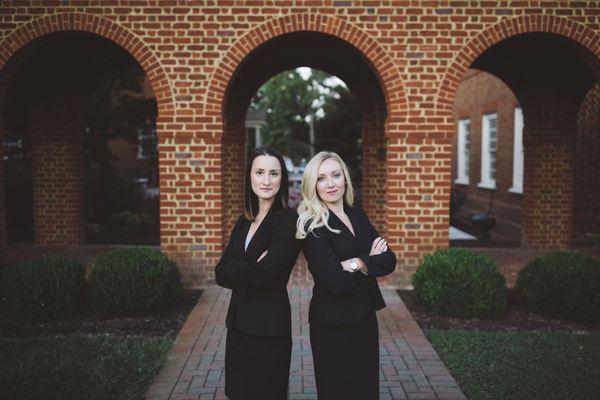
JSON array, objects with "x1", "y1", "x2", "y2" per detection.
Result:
[
  {"x1": 245, "y1": 211, "x2": 301, "y2": 288},
  {"x1": 215, "y1": 212, "x2": 301, "y2": 290},
  {"x1": 355, "y1": 208, "x2": 397, "y2": 278},
  {"x1": 215, "y1": 218, "x2": 253, "y2": 289},
  {"x1": 303, "y1": 229, "x2": 370, "y2": 295}
]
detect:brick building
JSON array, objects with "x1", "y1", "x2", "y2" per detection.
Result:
[
  {"x1": 0, "y1": 1, "x2": 599, "y2": 287},
  {"x1": 451, "y1": 69, "x2": 600, "y2": 247}
]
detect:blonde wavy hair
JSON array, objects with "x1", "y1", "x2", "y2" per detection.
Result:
[{"x1": 295, "y1": 151, "x2": 354, "y2": 239}]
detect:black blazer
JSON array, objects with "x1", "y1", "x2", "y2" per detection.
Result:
[
  {"x1": 215, "y1": 208, "x2": 301, "y2": 337},
  {"x1": 303, "y1": 204, "x2": 396, "y2": 327}
]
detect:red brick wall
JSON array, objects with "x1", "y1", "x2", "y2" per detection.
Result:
[{"x1": 0, "y1": 3, "x2": 598, "y2": 287}]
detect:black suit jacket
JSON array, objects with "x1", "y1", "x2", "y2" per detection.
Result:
[
  {"x1": 303, "y1": 204, "x2": 396, "y2": 327},
  {"x1": 215, "y1": 208, "x2": 301, "y2": 337}
]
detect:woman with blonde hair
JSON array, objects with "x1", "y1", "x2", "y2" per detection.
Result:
[{"x1": 297, "y1": 151, "x2": 396, "y2": 400}]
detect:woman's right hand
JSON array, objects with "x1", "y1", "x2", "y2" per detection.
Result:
[
  {"x1": 369, "y1": 237, "x2": 388, "y2": 256},
  {"x1": 257, "y1": 250, "x2": 268, "y2": 262}
]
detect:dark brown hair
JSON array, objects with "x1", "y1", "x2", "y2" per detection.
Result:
[{"x1": 243, "y1": 146, "x2": 289, "y2": 221}]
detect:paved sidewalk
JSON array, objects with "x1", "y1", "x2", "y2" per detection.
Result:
[{"x1": 146, "y1": 285, "x2": 466, "y2": 400}]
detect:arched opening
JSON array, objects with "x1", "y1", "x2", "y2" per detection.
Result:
[
  {"x1": 221, "y1": 31, "x2": 388, "y2": 242},
  {"x1": 0, "y1": 31, "x2": 159, "y2": 249},
  {"x1": 450, "y1": 69, "x2": 523, "y2": 247},
  {"x1": 450, "y1": 32, "x2": 600, "y2": 250}
]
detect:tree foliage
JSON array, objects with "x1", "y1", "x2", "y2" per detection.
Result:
[
  {"x1": 314, "y1": 84, "x2": 362, "y2": 185},
  {"x1": 250, "y1": 68, "x2": 362, "y2": 176}
]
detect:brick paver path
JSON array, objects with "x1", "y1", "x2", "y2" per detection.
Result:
[{"x1": 146, "y1": 285, "x2": 466, "y2": 400}]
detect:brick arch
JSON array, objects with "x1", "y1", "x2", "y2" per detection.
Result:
[
  {"x1": 437, "y1": 15, "x2": 600, "y2": 253},
  {"x1": 436, "y1": 15, "x2": 600, "y2": 112},
  {"x1": 0, "y1": 13, "x2": 175, "y2": 248},
  {"x1": 208, "y1": 13, "x2": 409, "y2": 243},
  {"x1": 0, "y1": 12, "x2": 175, "y2": 115},
  {"x1": 205, "y1": 13, "x2": 408, "y2": 132}
]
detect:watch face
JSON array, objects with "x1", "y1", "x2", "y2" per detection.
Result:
[{"x1": 351, "y1": 262, "x2": 358, "y2": 271}]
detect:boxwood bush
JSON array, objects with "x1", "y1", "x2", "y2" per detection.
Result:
[
  {"x1": 516, "y1": 251, "x2": 600, "y2": 322},
  {"x1": 412, "y1": 248, "x2": 507, "y2": 318},
  {"x1": 0, "y1": 256, "x2": 85, "y2": 321},
  {"x1": 89, "y1": 247, "x2": 182, "y2": 316}
]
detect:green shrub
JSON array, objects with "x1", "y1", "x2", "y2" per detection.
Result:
[
  {"x1": 516, "y1": 251, "x2": 600, "y2": 322},
  {"x1": 0, "y1": 256, "x2": 85, "y2": 321},
  {"x1": 89, "y1": 247, "x2": 182, "y2": 316},
  {"x1": 412, "y1": 248, "x2": 507, "y2": 318}
]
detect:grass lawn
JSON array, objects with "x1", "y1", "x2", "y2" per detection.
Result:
[
  {"x1": 425, "y1": 329, "x2": 600, "y2": 400},
  {"x1": 0, "y1": 334, "x2": 172, "y2": 400}
]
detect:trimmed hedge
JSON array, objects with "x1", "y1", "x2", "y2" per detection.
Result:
[
  {"x1": 89, "y1": 247, "x2": 182, "y2": 316},
  {"x1": 516, "y1": 251, "x2": 600, "y2": 322},
  {"x1": 0, "y1": 256, "x2": 86, "y2": 321},
  {"x1": 412, "y1": 248, "x2": 507, "y2": 318}
]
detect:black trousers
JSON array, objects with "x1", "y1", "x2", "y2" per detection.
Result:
[
  {"x1": 225, "y1": 328, "x2": 292, "y2": 400},
  {"x1": 310, "y1": 311, "x2": 379, "y2": 400}
]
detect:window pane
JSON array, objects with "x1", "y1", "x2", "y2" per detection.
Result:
[{"x1": 488, "y1": 115, "x2": 497, "y2": 182}]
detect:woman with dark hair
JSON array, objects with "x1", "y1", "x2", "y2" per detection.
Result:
[{"x1": 215, "y1": 146, "x2": 301, "y2": 400}]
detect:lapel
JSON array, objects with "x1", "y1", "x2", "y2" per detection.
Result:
[
  {"x1": 328, "y1": 205, "x2": 361, "y2": 252},
  {"x1": 244, "y1": 209, "x2": 273, "y2": 256},
  {"x1": 346, "y1": 205, "x2": 371, "y2": 253}
]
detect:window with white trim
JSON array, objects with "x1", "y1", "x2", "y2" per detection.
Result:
[
  {"x1": 510, "y1": 107, "x2": 524, "y2": 194},
  {"x1": 455, "y1": 118, "x2": 470, "y2": 185},
  {"x1": 479, "y1": 113, "x2": 497, "y2": 189}
]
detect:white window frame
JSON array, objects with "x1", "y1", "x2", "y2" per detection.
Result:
[
  {"x1": 454, "y1": 118, "x2": 470, "y2": 185},
  {"x1": 509, "y1": 107, "x2": 524, "y2": 194},
  {"x1": 478, "y1": 113, "x2": 497, "y2": 190}
]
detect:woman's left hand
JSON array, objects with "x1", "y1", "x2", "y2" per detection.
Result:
[
  {"x1": 340, "y1": 259, "x2": 354, "y2": 273},
  {"x1": 369, "y1": 237, "x2": 388, "y2": 256}
]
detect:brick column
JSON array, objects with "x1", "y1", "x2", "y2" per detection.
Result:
[
  {"x1": 222, "y1": 118, "x2": 245, "y2": 243},
  {"x1": 0, "y1": 130, "x2": 5, "y2": 250},
  {"x1": 0, "y1": 60, "x2": 16, "y2": 252},
  {"x1": 522, "y1": 137, "x2": 575, "y2": 249},
  {"x1": 574, "y1": 83, "x2": 600, "y2": 240},
  {"x1": 362, "y1": 118, "x2": 387, "y2": 235},
  {"x1": 521, "y1": 95, "x2": 579, "y2": 249},
  {"x1": 385, "y1": 134, "x2": 451, "y2": 288},
  {"x1": 158, "y1": 118, "x2": 224, "y2": 287},
  {"x1": 29, "y1": 92, "x2": 84, "y2": 245}
]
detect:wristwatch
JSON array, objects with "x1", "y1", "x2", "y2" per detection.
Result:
[{"x1": 350, "y1": 258, "x2": 359, "y2": 272}]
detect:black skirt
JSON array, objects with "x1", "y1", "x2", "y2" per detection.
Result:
[
  {"x1": 310, "y1": 310, "x2": 379, "y2": 400},
  {"x1": 225, "y1": 328, "x2": 292, "y2": 400}
]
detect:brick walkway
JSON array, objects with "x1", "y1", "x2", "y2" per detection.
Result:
[{"x1": 146, "y1": 285, "x2": 466, "y2": 400}]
